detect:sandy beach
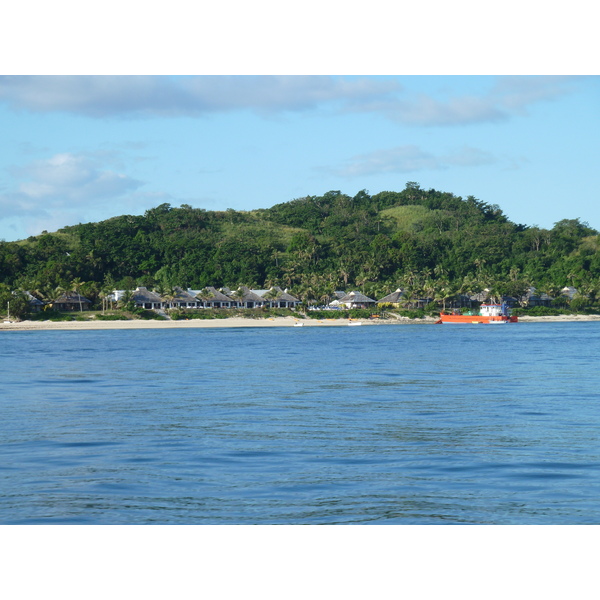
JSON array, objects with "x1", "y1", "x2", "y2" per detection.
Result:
[
  {"x1": 515, "y1": 314, "x2": 600, "y2": 323},
  {"x1": 0, "y1": 315, "x2": 422, "y2": 331},
  {"x1": 2, "y1": 313, "x2": 600, "y2": 331}
]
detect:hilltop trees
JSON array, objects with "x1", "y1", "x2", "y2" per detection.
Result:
[{"x1": 0, "y1": 184, "x2": 598, "y2": 311}]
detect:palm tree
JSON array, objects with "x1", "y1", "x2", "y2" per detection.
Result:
[
  {"x1": 71, "y1": 277, "x2": 86, "y2": 311},
  {"x1": 262, "y1": 287, "x2": 280, "y2": 308},
  {"x1": 53, "y1": 284, "x2": 67, "y2": 310},
  {"x1": 230, "y1": 287, "x2": 247, "y2": 309},
  {"x1": 196, "y1": 287, "x2": 215, "y2": 309},
  {"x1": 161, "y1": 287, "x2": 177, "y2": 310}
]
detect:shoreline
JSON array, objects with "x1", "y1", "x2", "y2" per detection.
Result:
[
  {"x1": 2, "y1": 314, "x2": 600, "y2": 331},
  {"x1": 0, "y1": 315, "x2": 427, "y2": 331}
]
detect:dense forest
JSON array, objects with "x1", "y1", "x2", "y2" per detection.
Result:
[{"x1": 1, "y1": 182, "x2": 600, "y2": 311}]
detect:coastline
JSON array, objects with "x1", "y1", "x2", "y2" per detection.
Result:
[
  {"x1": 514, "y1": 314, "x2": 600, "y2": 322},
  {"x1": 0, "y1": 315, "x2": 427, "y2": 331},
  {"x1": 2, "y1": 314, "x2": 600, "y2": 331}
]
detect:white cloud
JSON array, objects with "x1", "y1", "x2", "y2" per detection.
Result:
[
  {"x1": 329, "y1": 145, "x2": 497, "y2": 177},
  {"x1": 0, "y1": 75, "x2": 400, "y2": 118},
  {"x1": 9, "y1": 153, "x2": 142, "y2": 205},
  {"x1": 351, "y1": 76, "x2": 580, "y2": 126},
  {"x1": 0, "y1": 75, "x2": 581, "y2": 127},
  {"x1": 442, "y1": 146, "x2": 497, "y2": 167},
  {"x1": 385, "y1": 94, "x2": 508, "y2": 126},
  {"x1": 0, "y1": 152, "x2": 143, "y2": 238}
]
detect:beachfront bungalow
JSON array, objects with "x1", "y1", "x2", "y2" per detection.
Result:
[
  {"x1": 164, "y1": 287, "x2": 202, "y2": 309},
  {"x1": 338, "y1": 291, "x2": 377, "y2": 309},
  {"x1": 561, "y1": 286, "x2": 578, "y2": 301},
  {"x1": 253, "y1": 287, "x2": 301, "y2": 309},
  {"x1": 325, "y1": 291, "x2": 346, "y2": 308},
  {"x1": 132, "y1": 287, "x2": 163, "y2": 310},
  {"x1": 53, "y1": 292, "x2": 92, "y2": 311},
  {"x1": 377, "y1": 289, "x2": 405, "y2": 307},
  {"x1": 25, "y1": 292, "x2": 45, "y2": 312},
  {"x1": 191, "y1": 287, "x2": 234, "y2": 309},
  {"x1": 469, "y1": 289, "x2": 490, "y2": 304},
  {"x1": 522, "y1": 287, "x2": 552, "y2": 307},
  {"x1": 224, "y1": 286, "x2": 268, "y2": 309}
]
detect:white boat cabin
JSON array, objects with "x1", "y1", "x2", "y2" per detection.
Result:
[{"x1": 480, "y1": 303, "x2": 511, "y2": 317}]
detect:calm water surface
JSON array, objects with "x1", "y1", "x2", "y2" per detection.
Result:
[{"x1": 2, "y1": 322, "x2": 600, "y2": 524}]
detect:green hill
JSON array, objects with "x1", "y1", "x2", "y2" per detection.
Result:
[{"x1": 1, "y1": 182, "x2": 599, "y2": 308}]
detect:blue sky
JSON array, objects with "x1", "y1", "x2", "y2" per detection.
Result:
[{"x1": 0, "y1": 74, "x2": 598, "y2": 242}]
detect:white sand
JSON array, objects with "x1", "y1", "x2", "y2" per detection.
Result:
[
  {"x1": 516, "y1": 314, "x2": 600, "y2": 322},
  {"x1": 2, "y1": 314, "x2": 599, "y2": 331},
  {"x1": 0, "y1": 316, "x2": 420, "y2": 331}
]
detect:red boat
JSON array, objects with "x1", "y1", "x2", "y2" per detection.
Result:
[{"x1": 436, "y1": 303, "x2": 517, "y2": 324}]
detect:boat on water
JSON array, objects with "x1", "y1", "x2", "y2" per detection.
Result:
[{"x1": 436, "y1": 302, "x2": 517, "y2": 324}]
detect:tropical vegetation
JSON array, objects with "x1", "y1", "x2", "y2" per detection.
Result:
[{"x1": 2, "y1": 182, "x2": 600, "y2": 317}]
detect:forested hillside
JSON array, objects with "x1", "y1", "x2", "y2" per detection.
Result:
[{"x1": 1, "y1": 182, "x2": 599, "y2": 307}]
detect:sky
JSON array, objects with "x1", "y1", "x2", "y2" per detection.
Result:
[
  {"x1": 1, "y1": 3, "x2": 598, "y2": 243},
  {"x1": 1, "y1": 74, "x2": 597, "y2": 242}
]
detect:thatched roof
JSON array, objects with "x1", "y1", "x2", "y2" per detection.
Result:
[
  {"x1": 525, "y1": 287, "x2": 552, "y2": 301},
  {"x1": 274, "y1": 287, "x2": 300, "y2": 302},
  {"x1": 231, "y1": 286, "x2": 266, "y2": 303},
  {"x1": 132, "y1": 287, "x2": 162, "y2": 303},
  {"x1": 171, "y1": 287, "x2": 198, "y2": 302},
  {"x1": 54, "y1": 292, "x2": 91, "y2": 304},
  {"x1": 25, "y1": 292, "x2": 44, "y2": 306},
  {"x1": 378, "y1": 289, "x2": 404, "y2": 303},
  {"x1": 338, "y1": 291, "x2": 377, "y2": 304},
  {"x1": 253, "y1": 286, "x2": 300, "y2": 302},
  {"x1": 196, "y1": 286, "x2": 234, "y2": 302},
  {"x1": 561, "y1": 286, "x2": 578, "y2": 299},
  {"x1": 469, "y1": 290, "x2": 490, "y2": 302}
]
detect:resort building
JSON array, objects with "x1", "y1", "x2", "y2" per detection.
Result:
[
  {"x1": 338, "y1": 291, "x2": 377, "y2": 309},
  {"x1": 189, "y1": 287, "x2": 234, "y2": 309},
  {"x1": 131, "y1": 287, "x2": 164, "y2": 310},
  {"x1": 377, "y1": 289, "x2": 405, "y2": 307},
  {"x1": 164, "y1": 287, "x2": 202, "y2": 309},
  {"x1": 52, "y1": 292, "x2": 92, "y2": 311},
  {"x1": 252, "y1": 287, "x2": 301, "y2": 309}
]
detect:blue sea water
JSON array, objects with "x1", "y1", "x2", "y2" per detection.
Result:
[{"x1": 1, "y1": 322, "x2": 600, "y2": 524}]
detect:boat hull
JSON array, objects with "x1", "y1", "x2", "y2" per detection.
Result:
[{"x1": 437, "y1": 314, "x2": 517, "y2": 324}]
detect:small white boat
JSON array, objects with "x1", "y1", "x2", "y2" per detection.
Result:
[
  {"x1": 293, "y1": 322, "x2": 304, "y2": 327},
  {"x1": 348, "y1": 321, "x2": 362, "y2": 326}
]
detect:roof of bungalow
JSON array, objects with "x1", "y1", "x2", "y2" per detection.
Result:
[
  {"x1": 469, "y1": 289, "x2": 490, "y2": 302},
  {"x1": 194, "y1": 287, "x2": 234, "y2": 302},
  {"x1": 378, "y1": 288, "x2": 404, "y2": 303},
  {"x1": 252, "y1": 287, "x2": 300, "y2": 302},
  {"x1": 561, "y1": 286, "x2": 578, "y2": 299},
  {"x1": 338, "y1": 291, "x2": 377, "y2": 304},
  {"x1": 273, "y1": 287, "x2": 300, "y2": 302},
  {"x1": 525, "y1": 287, "x2": 552, "y2": 301},
  {"x1": 54, "y1": 292, "x2": 92, "y2": 304},
  {"x1": 233, "y1": 286, "x2": 267, "y2": 303},
  {"x1": 132, "y1": 287, "x2": 163, "y2": 303},
  {"x1": 171, "y1": 287, "x2": 199, "y2": 302},
  {"x1": 24, "y1": 292, "x2": 44, "y2": 306}
]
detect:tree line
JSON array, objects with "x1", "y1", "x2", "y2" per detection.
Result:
[{"x1": 1, "y1": 182, "x2": 599, "y2": 313}]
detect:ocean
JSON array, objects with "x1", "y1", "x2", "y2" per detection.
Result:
[{"x1": 2, "y1": 322, "x2": 600, "y2": 524}]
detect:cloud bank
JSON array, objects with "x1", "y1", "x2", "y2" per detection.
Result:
[
  {"x1": 0, "y1": 75, "x2": 579, "y2": 125},
  {"x1": 0, "y1": 75, "x2": 399, "y2": 118},
  {"x1": 329, "y1": 145, "x2": 497, "y2": 177},
  {"x1": 0, "y1": 153, "x2": 143, "y2": 236}
]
